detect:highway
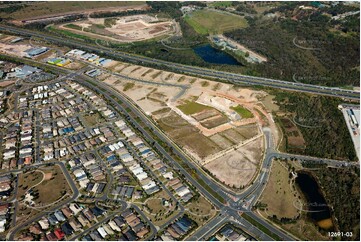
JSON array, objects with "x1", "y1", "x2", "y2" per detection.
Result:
[{"x1": 0, "y1": 24, "x2": 359, "y2": 101}]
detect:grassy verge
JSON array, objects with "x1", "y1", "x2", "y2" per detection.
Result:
[
  {"x1": 64, "y1": 24, "x2": 83, "y2": 31},
  {"x1": 242, "y1": 213, "x2": 282, "y2": 241},
  {"x1": 176, "y1": 157, "x2": 225, "y2": 204},
  {"x1": 47, "y1": 26, "x2": 93, "y2": 42}
]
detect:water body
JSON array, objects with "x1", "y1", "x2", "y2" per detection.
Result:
[
  {"x1": 296, "y1": 172, "x2": 333, "y2": 229},
  {"x1": 193, "y1": 44, "x2": 240, "y2": 65}
]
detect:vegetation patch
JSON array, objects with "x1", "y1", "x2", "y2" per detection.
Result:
[
  {"x1": 224, "y1": 8, "x2": 359, "y2": 87},
  {"x1": 231, "y1": 105, "x2": 254, "y2": 118},
  {"x1": 311, "y1": 167, "x2": 360, "y2": 241},
  {"x1": 277, "y1": 117, "x2": 306, "y2": 153},
  {"x1": 64, "y1": 23, "x2": 83, "y2": 31},
  {"x1": 241, "y1": 213, "x2": 281, "y2": 241},
  {"x1": 177, "y1": 101, "x2": 212, "y2": 115},
  {"x1": 0, "y1": 1, "x2": 146, "y2": 20},
  {"x1": 272, "y1": 92, "x2": 357, "y2": 161},
  {"x1": 47, "y1": 26, "x2": 92, "y2": 41},
  {"x1": 208, "y1": 1, "x2": 233, "y2": 8},
  {"x1": 185, "y1": 195, "x2": 216, "y2": 226},
  {"x1": 123, "y1": 82, "x2": 135, "y2": 91}
]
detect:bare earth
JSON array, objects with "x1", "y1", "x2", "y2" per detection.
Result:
[
  {"x1": 204, "y1": 136, "x2": 264, "y2": 188},
  {"x1": 97, "y1": 59, "x2": 280, "y2": 189},
  {"x1": 58, "y1": 14, "x2": 177, "y2": 43}
]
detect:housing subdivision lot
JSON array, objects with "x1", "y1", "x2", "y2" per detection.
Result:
[
  {"x1": 208, "y1": 223, "x2": 255, "y2": 241},
  {"x1": 204, "y1": 135, "x2": 264, "y2": 189},
  {"x1": 101, "y1": 60, "x2": 277, "y2": 190}
]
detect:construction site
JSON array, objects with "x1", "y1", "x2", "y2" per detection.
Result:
[
  {"x1": 0, "y1": 32, "x2": 279, "y2": 189},
  {"x1": 100, "y1": 62, "x2": 280, "y2": 189},
  {"x1": 57, "y1": 14, "x2": 179, "y2": 42}
]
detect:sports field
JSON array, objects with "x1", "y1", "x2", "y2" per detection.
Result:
[{"x1": 184, "y1": 9, "x2": 248, "y2": 35}]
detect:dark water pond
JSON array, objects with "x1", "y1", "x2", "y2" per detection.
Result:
[
  {"x1": 296, "y1": 172, "x2": 333, "y2": 229},
  {"x1": 193, "y1": 44, "x2": 240, "y2": 65}
]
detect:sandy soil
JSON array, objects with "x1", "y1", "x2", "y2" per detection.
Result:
[
  {"x1": 261, "y1": 94, "x2": 279, "y2": 112},
  {"x1": 204, "y1": 136, "x2": 264, "y2": 188},
  {"x1": 104, "y1": 78, "x2": 181, "y2": 115},
  {"x1": 64, "y1": 61, "x2": 84, "y2": 70},
  {"x1": 43, "y1": 172, "x2": 53, "y2": 181},
  {"x1": 0, "y1": 42, "x2": 32, "y2": 57},
  {"x1": 103, "y1": 61, "x2": 279, "y2": 176}
]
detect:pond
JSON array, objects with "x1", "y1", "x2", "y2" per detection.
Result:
[
  {"x1": 193, "y1": 44, "x2": 240, "y2": 66},
  {"x1": 295, "y1": 172, "x2": 334, "y2": 230}
]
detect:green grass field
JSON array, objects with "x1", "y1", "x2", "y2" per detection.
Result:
[
  {"x1": 241, "y1": 213, "x2": 282, "y2": 240},
  {"x1": 231, "y1": 105, "x2": 254, "y2": 118},
  {"x1": 184, "y1": 9, "x2": 248, "y2": 35},
  {"x1": 177, "y1": 101, "x2": 212, "y2": 115}
]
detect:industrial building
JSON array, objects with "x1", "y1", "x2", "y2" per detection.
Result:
[{"x1": 25, "y1": 47, "x2": 49, "y2": 58}]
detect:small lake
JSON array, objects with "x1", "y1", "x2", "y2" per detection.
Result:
[
  {"x1": 295, "y1": 172, "x2": 333, "y2": 230},
  {"x1": 193, "y1": 44, "x2": 240, "y2": 66}
]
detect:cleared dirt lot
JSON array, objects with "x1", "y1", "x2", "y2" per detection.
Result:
[
  {"x1": 0, "y1": 42, "x2": 32, "y2": 57},
  {"x1": 58, "y1": 14, "x2": 176, "y2": 42},
  {"x1": 204, "y1": 136, "x2": 264, "y2": 188},
  {"x1": 102, "y1": 61, "x2": 279, "y2": 189},
  {"x1": 104, "y1": 78, "x2": 180, "y2": 115}
]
